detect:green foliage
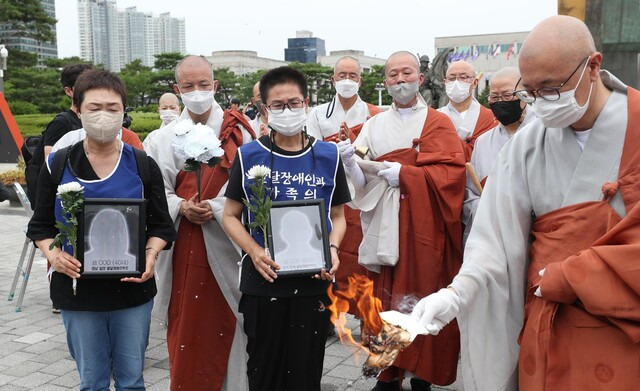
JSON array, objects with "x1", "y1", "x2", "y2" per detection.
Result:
[
  {"x1": 7, "y1": 49, "x2": 38, "y2": 68},
  {"x1": 360, "y1": 65, "x2": 392, "y2": 106},
  {"x1": 4, "y1": 66, "x2": 67, "y2": 113},
  {"x1": 154, "y1": 52, "x2": 184, "y2": 71},
  {"x1": 119, "y1": 60, "x2": 154, "y2": 107},
  {"x1": 0, "y1": 0, "x2": 57, "y2": 44},
  {"x1": 288, "y1": 62, "x2": 333, "y2": 105},
  {"x1": 127, "y1": 112, "x2": 162, "y2": 133},
  {"x1": 44, "y1": 56, "x2": 93, "y2": 69},
  {"x1": 242, "y1": 175, "x2": 272, "y2": 248},
  {"x1": 477, "y1": 83, "x2": 490, "y2": 108},
  {"x1": 8, "y1": 100, "x2": 38, "y2": 115},
  {"x1": 50, "y1": 189, "x2": 85, "y2": 257}
]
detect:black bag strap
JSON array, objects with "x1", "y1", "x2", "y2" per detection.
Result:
[
  {"x1": 51, "y1": 145, "x2": 72, "y2": 185},
  {"x1": 132, "y1": 147, "x2": 150, "y2": 187},
  {"x1": 56, "y1": 111, "x2": 81, "y2": 131}
]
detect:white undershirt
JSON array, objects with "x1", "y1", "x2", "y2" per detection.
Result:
[
  {"x1": 458, "y1": 109, "x2": 468, "y2": 120},
  {"x1": 574, "y1": 129, "x2": 592, "y2": 151},
  {"x1": 397, "y1": 107, "x2": 413, "y2": 122}
]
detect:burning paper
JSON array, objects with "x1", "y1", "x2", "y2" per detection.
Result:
[{"x1": 327, "y1": 275, "x2": 428, "y2": 378}]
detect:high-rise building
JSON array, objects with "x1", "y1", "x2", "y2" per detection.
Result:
[
  {"x1": 0, "y1": 0, "x2": 58, "y2": 66},
  {"x1": 78, "y1": 0, "x2": 186, "y2": 71},
  {"x1": 284, "y1": 31, "x2": 325, "y2": 63}
]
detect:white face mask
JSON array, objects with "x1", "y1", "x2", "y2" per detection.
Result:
[
  {"x1": 446, "y1": 80, "x2": 472, "y2": 103},
  {"x1": 268, "y1": 107, "x2": 308, "y2": 136},
  {"x1": 532, "y1": 61, "x2": 593, "y2": 128},
  {"x1": 335, "y1": 79, "x2": 359, "y2": 99},
  {"x1": 180, "y1": 89, "x2": 214, "y2": 115},
  {"x1": 387, "y1": 81, "x2": 419, "y2": 105},
  {"x1": 81, "y1": 110, "x2": 122, "y2": 143},
  {"x1": 160, "y1": 109, "x2": 180, "y2": 125}
]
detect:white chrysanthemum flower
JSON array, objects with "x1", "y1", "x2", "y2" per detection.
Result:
[
  {"x1": 173, "y1": 122, "x2": 224, "y2": 163},
  {"x1": 246, "y1": 165, "x2": 271, "y2": 179},
  {"x1": 173, "y1": 119, "x2": 194, "y2": 136},
  {"x1": 56, "y1": 182, "x2": 84, "y2": 195}
]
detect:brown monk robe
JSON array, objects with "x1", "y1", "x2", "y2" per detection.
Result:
[
  {"x1": 167, "y1": 112, "x2": 254, "y2": 391},
  {"x1": 324, "y1": 103, "x2": 382, "y2": 317},
  {"x1": 522, "y1": 87, "x2": 640, "y2": 390},
  {"x1": 374, "y1": 108, "x2": 466, "y2": 386},
  {"x1": 462, "y1": 105, "x2": 496, "y2": 161}
]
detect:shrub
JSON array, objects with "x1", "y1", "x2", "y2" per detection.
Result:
[
  {"x1": 8, "y1": 101, "x2": 39, "y2": 115},
  {"x1": 128, "y1": 112, "x2": 162, "y2": 133},
  {"x1": 0, "y1": 168, "x2": 26, "y2": 185}
]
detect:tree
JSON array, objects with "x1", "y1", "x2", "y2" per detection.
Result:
[
  {"x1": 154, "y1": 52, "x2": 185, "y2": 71},
  {"x1": 6, "y1": 48, "x2": 37, "y2": 69},
  {"x1": 119, "y1": 60, "x2": 154, "y2": 107},
  {"x1": 477, "y1": 83, "x2": 490, "y2": 108},
  {"x1": 289, "y1": 62, "x2": 333, "y2": 105},
  {"x1": 44, "y1": 56, "x2": 93, "y2": 69},
  {"x1": 5, "y1": 66, "x2": 66, "y2": 114},
  {"x1": 360, "y1": 65, "x2": 391, "y2": 106},
  {"x1": 214, "y1": 67, "x2": 240, "y2": 107},
  {"x1": 0, "y1": 0, "x2": 57, "y2": 44}
]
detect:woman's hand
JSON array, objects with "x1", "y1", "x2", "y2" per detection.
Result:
[
  {"x1": 50, "y1": 249, "x2": 82, "y2": 279},
  {"x1": 121, "y1": 251, "x2": 156, "y2": 283},
  {"x1": 248, "y1": 247, "x2": 280, "y2": 283},
  {"x1": 181, "y1": 194, "x2": 213, "y2": 224}
]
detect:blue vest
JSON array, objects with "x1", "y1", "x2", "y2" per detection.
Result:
[
  {"x1": 49, "y1": 144, "x2": 143, "y2": 255},
  {"x1": 238, "y1": 138, "x2": 339, "y2": 247}
]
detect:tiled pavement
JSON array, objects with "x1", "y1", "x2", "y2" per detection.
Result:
[{"x1": 0, "y1": 200, "x2": 462, "y2": 391}]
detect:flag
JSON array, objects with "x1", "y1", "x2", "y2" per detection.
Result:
[
  {"x1": 472, "y1": 45, "x2": 480, "y2": 61},
  {"x1": 506, "y1": 43, "x2": 514, "y2": 60},
  {"x1": 493, "y1": 44, "x2": 501, "y2": 57}
]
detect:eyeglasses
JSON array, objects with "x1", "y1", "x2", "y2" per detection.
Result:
[
  {"x1": 445, "y1": 75, "x2": 475, "y2": 83},
  {"x1": 514, "y1": 56, "x2": 590, "y2": 103},
  {"x1": 488, "y1": 92, "x2": 517, "y2": 103},
  {"x1": 266, "y1": 99, "x2": 304, "y2": 114}
]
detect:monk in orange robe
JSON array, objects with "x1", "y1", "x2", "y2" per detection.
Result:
[
  {"x1": 412, "y1": 15, "x2": 640, "y2": 391},
  {"x1": 342, "y1": 51, "x2": 465, "y2": 391}
]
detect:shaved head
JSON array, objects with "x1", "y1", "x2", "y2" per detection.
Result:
[
  {"x1": 491, "y1": 67, "x2": 520, "y2": 86},
  {"x1": 159, "y1": 92, "x2": 179, "y2": 106},
  {"x1": 335, "y1": 56, "x2": 361, "y2": 75},
  {"x1": 446, "y1": 60, "x2": 476, "y2": 78},
  {"x1": 520, "y1": 15, "x2": 595, "y2": 64},
  {"x1": 252, "y1": 81, "x2": 260, "y2": 99},
  {"x1": 175, "y1": 55, "x2": 214, "y2": 84},
  {"x1": 385, "y1": 51, "x2": 420, "y2": 74}
]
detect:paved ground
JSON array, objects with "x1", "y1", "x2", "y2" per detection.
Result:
[{"x1": 0, "y1": 199, "x2": 463, "y2": 391}]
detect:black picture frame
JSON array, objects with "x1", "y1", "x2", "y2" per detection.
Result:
[
  {"x1": 267, "y1": 199, "x2": 331, "y2": 277},
  {"x1": 77, "y1": 198, "x2": 146, "y2": 278}
]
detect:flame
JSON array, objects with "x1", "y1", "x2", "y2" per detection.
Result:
[{"x1": 327, "y1": 274, "x2": 383, "y2": 358}]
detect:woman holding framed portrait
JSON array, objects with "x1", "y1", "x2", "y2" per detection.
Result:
[
  {"x1": 27, "y1": 69, "x2": 176, "y2": 390},
  {"x1": 222, "y1": 66, "x2": 351, "y2": 391}
]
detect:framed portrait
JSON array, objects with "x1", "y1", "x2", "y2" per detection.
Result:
[
  {"x1": 78, "y1": 198, "x2": 146, "y2": 278},
  {"x1": 267, "y1": 199, "x2": 331, "y2": 277}
]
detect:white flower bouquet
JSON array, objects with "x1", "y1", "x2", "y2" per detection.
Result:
[
  {"x1": 50, "y1": 181, "x2": 85, "y2": 295},
  {"x1": 243, "y1": 165, "x2": 272, "y2": 254},
  {"x1": 172, "y1": 120, "x2": 225, "y2": 202}
]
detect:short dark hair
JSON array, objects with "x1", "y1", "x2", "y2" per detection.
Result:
[
  {"x1": 231, "y1": 98, "x2": 240, "y2": 105},
  {"x1": 60, "y1": 64, "x2": 93, "y2": 89},
  {"x1": 259, "y1": 66, "x2": 308, "y2": 103},
  {"x1": 73, "y1": 69, "x2": 127, "y2": 111}
]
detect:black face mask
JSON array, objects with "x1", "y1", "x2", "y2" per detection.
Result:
[{"x1": 490, "y1": 100, "x2": 524, "y2": 126}]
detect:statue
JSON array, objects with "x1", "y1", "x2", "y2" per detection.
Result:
[{"x1": 419, "y1": 47, "x2": 454, "y2": 108}]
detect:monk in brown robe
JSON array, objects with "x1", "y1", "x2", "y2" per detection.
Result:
[
  {"x1": 342, "y1": 51, "x2": 465, "y2": 391},
  {"x1": 412, "y1": 15, "x2": 640, "y2": 391},
  {"x1": 147, "y1": 55, "x2": 255, "y2": 391}
]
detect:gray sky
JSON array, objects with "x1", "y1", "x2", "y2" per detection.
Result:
[{"x1": 55, "y1": 0, "x2": 558, "y2": 61}]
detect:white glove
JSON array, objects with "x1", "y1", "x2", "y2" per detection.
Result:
[
  {"x1": 377, "y1": 161, "x2": 402, "y2": 188},
  {"x1": 534, "y1": 268, "x2": 545, "y2": 297},
  {"x1": 337, "y1": 139, "x2": 356, "y2": 168},
  {"x1": 411, "y1": 288, "x2": 460, "y2": 335}
]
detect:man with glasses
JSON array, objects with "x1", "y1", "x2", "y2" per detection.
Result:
[
  {"x1": 307, "y1": 56, "x2": 381, "y2": 311},
  {"x1": 438, "y1": 60, "x2": 497, "y2": 160},
  {"x1": 462, "y1": 66, "x2": 536, "y2": 244},
  {"x1": 341, "y1": 51, "x2": 466, "y2": 391},
  {"x1": 306, "y1": 56, "x2": 381, "y2": 142},
  {"x1": 147, "y1": 55, "x2": 255, "y2": 391},
  {"x1": 223, "y1": 66, "x2": 350, "y2": 391},
  {"x1": 412, "y1": 15, "x2": 640, "y2": 390}
]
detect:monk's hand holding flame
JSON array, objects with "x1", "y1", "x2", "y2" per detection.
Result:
[
  {"x1": 411, "y1": 288, "x2": 460, "y2": 335},
  {"x1": 249, "y1": 247, "x2": 280, "y2": 283}
]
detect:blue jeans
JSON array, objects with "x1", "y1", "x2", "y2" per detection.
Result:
[{"x1": 61, "y1": 299, "x2": 153, "y2": 391}]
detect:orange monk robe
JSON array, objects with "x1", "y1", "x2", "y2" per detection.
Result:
[
  {"x1": 375, "y1": 108, "x2": 466, "y2": 386},
  {"x1": 462, "y1": 105, "x2": 497, "y2": 161},
  {"x1": 167, "y1": 111, "x2": 255, "y2": 391},
  {"x1": 323, "y1": 103, "x2": 382, "y2": 314},
  {"x1": 519, "y1": 87, "x2": 640, "y2": 391},
  {"x1": 121, "y1": 127, "x2": 143, "y2": 150}
]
